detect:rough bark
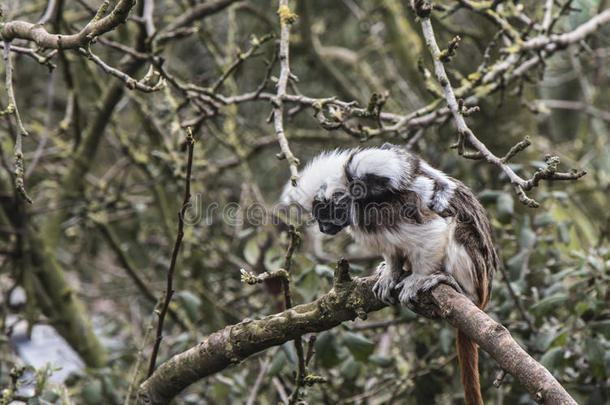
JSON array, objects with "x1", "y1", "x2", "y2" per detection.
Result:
[
  {"x1": 135, "y1": 273, "x2": 576, "y2": 405},
  {"x1": 429, "y1": 285, "x2": 577, "y2": 405}
]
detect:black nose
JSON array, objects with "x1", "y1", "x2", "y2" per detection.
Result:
[{"x1": 319, "y1": 222, "x2": 343, "y2": 235}]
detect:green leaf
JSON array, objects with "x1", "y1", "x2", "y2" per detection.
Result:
[
  {"x1": 263, "y1": 246, "x2": 285, "y2": 271},
  {"x1": 314, "y1": 264, "x2": 334, "y2": 279},
  {"x1": 339, "y1": 356, "x2": 362, "y2": 379},
  {"x1": 178, "y1": 291, "x2": 202, "y2": 322},
  {"x1": 439, "y1": 327, "x2": 454, "y2": 354},
  {"x1": 534, "y1": 212, "x2": 555, "y2": 227},
  {"x1": 530, "y1": 294, "x2": 569, "y2": 317},
  {"x1": 343, "y1": 332, "x2": 374, "y2": 361},
  {"x1": 82, "y1": 380, "x2": 103, "y2": 405},
  {"x1": 585, "y1": 338, "x2": 606, "y2": 378},
  {"x1": 478, "y1": 189, "x2": 502, "y2": 204},
  {"x1": 589, "y1": 320, "x2": 610, "y2": 337},
  {"x1": 281, "y1": 341, "x2": 297, "y2": 365},
  {"x1": 557, "y1": 221, "x2": 571, "y2": 245},
  {"x1": 539, "y1": 347, "x2": 564, "y2": 371},
  {"x1": 210, "y1": 380, "x2": 230, "y2": 402},
  {"x1": 295, "y1": 268, "x2": 319, "y2": 302},
  {"x1": 243, "y1": 238, "x2": 260, "y2": 266},
  {"x1": 41, "y1": 391, "x2": 60, "y2": 402},
  {"x1": 496, "y1": 193, "x2": 514, "y2": 223},
  {"x1": 369, "y1": 355, "x2": 394, "y2": 368},
  {"x1": 315, "y1": 331, "x2": 342, "y2": 368},
  {"x1": 535, "y1": 329, "x2": 567, "y2": 351},
  {"x1": 519, "y1": 226, "x2": 536, "y2": 250},
  {"x1": 268, "y1": 350, "x2": 287, "y2": 376},
  {"x1": 506, "y1": 250, "x2": 528, "y2": 280}
]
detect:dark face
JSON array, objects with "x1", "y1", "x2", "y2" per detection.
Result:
[{"x1": 312, "y1": 191, "x2": 352, "y2": 235}]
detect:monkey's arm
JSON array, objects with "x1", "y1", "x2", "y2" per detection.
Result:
[
  {"x1": 396, "y1": 271, "x2": 464, "y2": 312},
  {"x1": 419, "y1": 162, "x2": 457, "y2": 212},
  {"x1": 372, "y1": 254, "x2": 404, "y2": 305}
]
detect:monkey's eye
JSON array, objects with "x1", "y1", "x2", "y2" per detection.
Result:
[
  {"x1": 312, "y1": 199, "x2": 331, "y2": 220},
  {"x1": 331, "y1": 191, "x2": 348, "y2": 201},
  {"x1": 330, "y1": 194, "x2": 351, "y2": 225}
]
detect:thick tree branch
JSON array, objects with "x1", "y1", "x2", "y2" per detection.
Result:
[
  {"x1": 427, "y1": 285, "x2": 577, "y2": 405},
  {"x1": 0, "y1": 0, "x2": 136, "y2": 49},
  {"x1": 136, "y1": 273, "x2": 381, "y2": 405},
  {"x1": 135, "y1": 270, "x2": 575, "y2": 405}
]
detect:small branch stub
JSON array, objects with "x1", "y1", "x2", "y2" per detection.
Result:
[
  {"x1": 439, "y1": 35, "x2": 461, "y2": 63},
  {"x1": 277, "y1": 5, "x2": 297, "y2": 26},
  {"x1": 333, "y1": 258, "x2": 352, "y2": 287}
]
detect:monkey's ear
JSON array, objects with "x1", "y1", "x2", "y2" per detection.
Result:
[
  {"x1": 380, "y1": 142, "x2": 396, "y2": 150},
  {"x1": 349, "y1": 173, "x2": 393, "y2": 201}
]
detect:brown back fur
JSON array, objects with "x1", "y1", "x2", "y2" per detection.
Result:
[{"x1": 445, "y1": 180, "x2": 498, "y2": 405}]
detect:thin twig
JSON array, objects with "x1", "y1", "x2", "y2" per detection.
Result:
[
  {"x1": 78, "y1": 47, "x2": 165, "y2": 92},
  {"x1": 246, "y1": 354, "x2": 274, "y2": 405},
  {"x1": 142, "y1": 0, "x2": 156, "y2": 38},
  {"x1": 535, "y1": 99, "x2": 610, "y2": 122},
  {"x1": 211, "y1": 33, "x2": 274, "y2": 93},
  {"x1": 25, "y1": 69, "x2": 55, "y2": 179},
  {"x1": 521, "y1": 8, "x2": 610, "y2": 52},
  {"x1": 97, "y1": 222, "x2": 189, "y2": 330},
  {"x1": 0, "y1": 43, "x2": 56, "y2": 68},
  {"x1": 272, "y1": 377, "x2": 289, "y2": 404},
  {"x1": 3, "y1": 42, "x2": 32, "y2": 204},
  {"x1": 541, "y1": 0, "x2": 554, "y2": 33},
  {"x1": 498, "y1": 264, "x2": 535, "y2": 331},
  {"x1": 146, "y1": 128, "x2": 196, "y2": 378},
  {"x1": 273, "y1": 0, "x2": 300, "y2": 186},
  {"x1": 411, "y1": 1, "x2": 586, "y2": 208},
  {"x1": 281, "y1": 225, "x2": 306, "y2": 405}
]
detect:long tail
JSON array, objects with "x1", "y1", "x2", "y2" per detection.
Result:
[{"x1": 457, "y1": 329, "x2": 483, "y2": 405}]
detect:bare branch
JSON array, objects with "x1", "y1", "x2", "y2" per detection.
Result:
[
  {"x1": 0, "y1": 0, "x2": 137, "y2": 49},
  {"x1": 535, "y1": 99, "x2": 610, "y2": 122},
  {"x1": 146, "y1": 128, "x2": 196, "y2": 378},
  {"x1": 272, "y1": 0, "x2": 300, "y2": 185},
  {"x1": 211, "y1": 33, "x2": 274, "y2": 93},
  {"x1": 541, "y1": 0, "x2": 554, "y2": 33},
  {"x1": 0, "y1": 43, "x2": 57, "y2": 68},
  {"x1": 411, "y1": 1, "x2": 586, "y2": 207},
  {"x1": 3, "y1": 42, "x2": 32, "y2": 203},
  {"x1": 78, "y1": 47, "x2": 165, "y2": 92},
  {"x1": 135, "y1": 271, "x2": 576, "y2": 405},
  {"x1": 427, "y1": 285, "x2": 577, "y2": 405},
  {"x1": 142, "y1": 0, "x2": 156, "y2": 38},
  {"x1": 155, "y1": 0, "x2": 241, "y2": 43},
  {"x1": 520, "y1": 8, "x2": 610, "y2": 52}
]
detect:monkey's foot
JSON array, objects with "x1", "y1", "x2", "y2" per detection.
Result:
[
  {"x1": 372, "y1": 262, "x2": 398, "y2": 305},
  {"x1": 396, "y1": 273, "x2": 463, "y2": 315}
]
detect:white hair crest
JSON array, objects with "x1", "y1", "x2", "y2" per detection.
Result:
[
  {"x1": 280, "y1": 147, "x2": 417, "y2": 211},
  {"x1": 280, "y1": 149, "x2": 351, "y2": 211},
  {"x1": 346, "y1": 148, "x2": 411, "y2": 190}
]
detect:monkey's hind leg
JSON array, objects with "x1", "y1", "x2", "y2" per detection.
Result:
[
  {"x1": 372, "y1": 255, "x2": 404, "y2": 305},
  {"x1": 396, "y1": 272, "x2": 463, "y2": 315}
]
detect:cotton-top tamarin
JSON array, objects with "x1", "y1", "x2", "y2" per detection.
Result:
[{"x1": 280, "y1": 143, "x2": 498, "y2": 405}]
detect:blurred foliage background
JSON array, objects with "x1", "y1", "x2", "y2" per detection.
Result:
[{"x1": 0, "y1": 0, "x2": 608, "y2": 404}]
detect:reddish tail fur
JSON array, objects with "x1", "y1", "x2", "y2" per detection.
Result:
[{"x1": 457, "y1": 329, "x2": 482, "y2": 405}]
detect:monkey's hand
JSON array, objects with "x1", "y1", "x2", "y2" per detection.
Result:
[
  {"x1": 396, "y1": 272, "x2": 463, "y2": 315},
  {"x1": 372, "y1": 261, "x2": 399, "y2": 305}
]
